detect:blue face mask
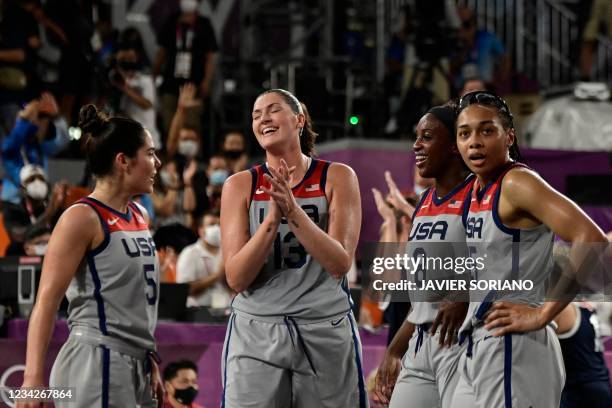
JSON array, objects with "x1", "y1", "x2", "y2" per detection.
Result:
[{"x1": 210, "y1": 169, "x2": 229, "y2": 186}]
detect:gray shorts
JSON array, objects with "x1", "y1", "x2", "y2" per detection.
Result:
[
  {"x1": 389, "y1": 324, "x2": 465, "y2": 408},
  {"x1": 453, "y1": 325, "x2": 565, "y2": 408},
  {"x1": 49, "y1": 329, "x2": 156, "y2": 408},
  {"x1": 221, "y1": 311, "x2": 369, "y2": 408}
]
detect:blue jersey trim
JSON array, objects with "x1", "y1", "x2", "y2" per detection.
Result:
[
  {"x1": 504, "y1": 334, "x2": 512, "y2": 408},
  {"x1": 102, "y1": 345, "x2": 110, "y2": 408},
  {"x1": 77, "y1": 200, "x2": 110, "y2": 257},
  {"x1": 221, "y1": 313, "x2": 236, "y2": 408},
  {"x1": 431, "y1": 174, "x2": 475, "y2": 206},
  {"x1": 462, "y1": 185, "x2": 474, "y2": 229},
  {"x1": 87, "y1": 254, "x2": 108, "y2": 335},
  {"x1": 340, "y1": 277, "x2": 354, "y2": 310},
  {"x1": 491, "y1": 170, "x2": 521, "y2": 279},
  {"x1": 348, "y1": 313, "x2": 367, "y2": 408},
  {"x1": 320, "y1": 160, "x2": 331, "y2": 192},
  {"x1": 411, "y1": 187, "x2": 431, "y2": 224},
  {"x1": 262, "y1": 157, "x2": 318, "y2": 191},
  {"x1": 248, "y1": 167, "x2": 258, "y2": 202},
  {"x1": 83, "y1": 196, "x2": 132, "y2": 222}
]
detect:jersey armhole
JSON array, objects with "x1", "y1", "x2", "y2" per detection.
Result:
[
  {"x1": 557, "y1": 303, "x2": 582, "y2": 339},
  {"x1": 411, "y1": 188, "x2": 430, "y2": 223},
  {"x1": 77, "y1": 199, "x2": 111, "y2": 256},
  {"x1": 248, "y1": 167, "x2": 259, "y2": 203}
]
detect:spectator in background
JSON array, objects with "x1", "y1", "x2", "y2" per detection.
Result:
[
  {"x1": 154, "y1": 223, "x2": 197, "y2": 283},
  {"x1": 204, "y1": 154, "x2": 229, "y2": 212},
  {"x1": 152, "y1": 160, "x2": 188, "y2": 227},
  {"x1": 0, "y1": 0, "x2": 39, "y2": 139},
  {"x1": 579, "y1": 0, "x2": 612, "y2": 80},
  {"x1": 167, "y1": 83, "x2": 212, "y2": 225},
  {"x1": 451, "y1": 6, "x2": 509, "y2": 93},
  {"x1": 459, "y1": 76, "x2": 488, "y2": 96},
  {"x1": 1, "y1": 92, "x2": 69, "y2": 204},
  {"x1": 153, "y1": 0, "x2": 218, "y2": 135},
  {"x1": 112, "y1": 27, "x2": 161, "y2": 149},
  {"x1": 176, "y1": 211, "x2": 231, "y2": 309},
  {"x1": 162, "y1": 360, "x2": 204, "y2": 408},
  {"x1": 19, "y1": 0, "x2": 67, "y2": 94},
  {"x1": 2, "y1": 164, "x2": 67, "y2": 254},
  {"x1": 21, "y1": 224, "x2": 51, "y2": 256},
  {"x1": 221, "y1": 131, "x2": 249, "y2": 173}
]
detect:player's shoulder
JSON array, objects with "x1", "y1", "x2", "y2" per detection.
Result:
[
  {"x1": 326, "y1": 161, "x2": 357, "y2": 183},
  {"x1": 502, "y1": 165, "x2": 544, "y2": 192},
  {"x1": 55, "y1": 201, "x2": 101, "y2": 237}
]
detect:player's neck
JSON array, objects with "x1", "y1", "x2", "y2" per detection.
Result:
[
  {"x1": 90, "y1": 181, "x2": 132, "y2": 214},
  {"x1": 434, "y1": 163, "x2": 469, "y2": 197}
]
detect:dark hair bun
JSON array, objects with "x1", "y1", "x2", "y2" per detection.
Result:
[{"x1": 78, "y1": 104, "x2": 108, "y2": 137}]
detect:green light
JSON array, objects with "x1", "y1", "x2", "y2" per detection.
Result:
[{"x1": 349, "y1": 116, "x2": 359, "y2": 125}]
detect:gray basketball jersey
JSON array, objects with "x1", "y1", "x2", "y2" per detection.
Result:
[
  {"x1": 460, "y1": 164, "x2": 554, "y2": 333},
  {"x1": 231, "y1": 159, "x2": 353, "y2": 319},
  {"x1": 66, "y1": 197, "x2": 159, "y2": 350},
  {"x1": 406, "y1": 175, "x2": 475, "y2": 324}
]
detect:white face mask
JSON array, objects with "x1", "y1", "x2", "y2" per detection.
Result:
[
  {"x1": 178, "y1": 140, "x2": 199, "y2": 158},
  {"x1": 180, "y1": 0, "x2": 198, "y2": 13},
  {"x1": 25, "y1": 180, "x2": 48, "y2": 200},
  {"x1": 204, "y1": 224, "x2": 221, "y2": 247},
  {"x1": 32, "y1": 243, "x2": 48, "y2": 256}
]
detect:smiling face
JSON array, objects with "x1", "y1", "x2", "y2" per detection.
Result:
[
  {"x1": 413, "y1": 114, "x2": 457, "y2": 179},
  {"x1": 251, "y1": 92, "x2": 304, "y2": 153},
  {"x1": 456, "y1": 104, "x2": 514, "y2": 181},
  {"x1": 125, "y1": 130, "x2": 161, "y2": 195}
]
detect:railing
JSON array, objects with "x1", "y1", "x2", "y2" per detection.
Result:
[{"x1": 384, "y1": 0, "x2": 612, "y2": 89}]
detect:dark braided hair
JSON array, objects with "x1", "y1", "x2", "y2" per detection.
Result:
[{"x1": 456, "y1": 91, "x2": 524, "y2": 163}]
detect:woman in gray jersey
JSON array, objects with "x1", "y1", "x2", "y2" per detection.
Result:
[
  {"x1": 374, "y1": 105, "x2": 474, "y2": 407},
  {"x1": 18, "y1": 105, "x2": 162, "y2": 408},
  {"x1": 220, "y1": 89, "x2": 365, "y2": 407},
  {"x1": 453, "y1": 91, "x2": 607, "y2": 407}
]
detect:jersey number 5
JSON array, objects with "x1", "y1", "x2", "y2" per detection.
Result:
[{"x1": 143, "y1": 264, "x2": 157, "y2": 305}]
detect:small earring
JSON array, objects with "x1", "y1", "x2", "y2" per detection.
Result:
[{"x1": 299, "y1": 127, "x2": 304, "y2": 137}]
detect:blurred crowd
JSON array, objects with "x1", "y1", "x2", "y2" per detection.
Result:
[{"x1": 0, "y1": 0, "x2": 610, "y2": 312}]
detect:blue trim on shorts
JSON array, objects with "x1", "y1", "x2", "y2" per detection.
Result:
[
  {"x1": 504, "y1": 334, "x2": 512, "y2": 408},
  {"x1": 348, "y1": 313, "x2": 367, "y2": 408},
  {"x1": 221, "y1": 314, "x2": 236, "y2": 408},
  {"x1": 340, "y1": 277, "x2": 354, "y2": 310},
  {"x1": 102, "y1": 345, "x2": 110, "y2": 408}
]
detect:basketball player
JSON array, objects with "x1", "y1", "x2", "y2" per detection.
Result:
[
  {"x1": 220, "y1": 89, "x2": 366, "y2": 407},
  {"x1": 452, "y1": 91, "x2": 607, "y2": 407},
  {"x1": 374, "y1": 105, "x2": 475, "y2": 408},
  {"x1": 18, "y1": 105, "x2": 162, "y2": 408}
]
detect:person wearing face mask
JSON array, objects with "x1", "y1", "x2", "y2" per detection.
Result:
[
  {"x1": 153, "y1": 0, "x2": 218, "y2": 135},
  {"x1": 1, "y1": 92, "x2": 69, "y2": 205},
  {"x1": 221, "y1": 131, "x2": 250, "y2": 173},
  {"x1": 205, "y1": 154, "x2": 230, "y2": 212},
  {"x1": 22, "y1": 225, "x2": 51, "y2": 257},
  {"x1": 176, "y1": 211, "x2": 230, "y2": 309},
  {"x1": 162, "y1": 360, "x2": 204, "y2": 408},
  {"x1": 2, "y1": 164, "x2": 67, "y2": 255},
  {"x1": 113, "y1": 27, "x2": 162, "y2": 150}
]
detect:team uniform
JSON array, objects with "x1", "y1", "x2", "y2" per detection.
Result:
[
  {"x1": 389, "y1": 175, "x2": 475, "y2": 408},
  {"x1": 559, "y1": 303, "x2": 612, "y2": 408},
  {"x1": 222, "y1": 159, "x2": 368, "y2": 408},
  {"x1": 50, "y1": 197, "x2": 160, "y2": 408},
  {"x1": 453, "y1": 163, "x2": 565, "y2": 408}
]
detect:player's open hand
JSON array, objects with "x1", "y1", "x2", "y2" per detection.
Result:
[
  {"x1": 374, "y1": 352, "x2": 401, "y2": 404},
  {"x1": 384, "y1": 171, "x2": 415, "y2": 217},
  {"x1": 430, "y1": 301, "x2": 468, "y2": 347},
  {"x1": 484, "y1": 301, "x2": 546, "y2": 336}
]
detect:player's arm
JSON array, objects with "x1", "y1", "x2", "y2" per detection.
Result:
[
  {"x1": 268, "y1": 162, "x2": 361, "y2": 278},
  {"x1": 221, "y1": 171, "x2": 281, "y2": 292},
  {"x1": 20, "y1": 205, "x2": 100, "y2": 390},
  {"x1": 485, "y1": 168, "x2": 607, "y2": 335}
]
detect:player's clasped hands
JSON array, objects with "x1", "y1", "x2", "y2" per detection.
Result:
[{"x1": 263, "y1": 159, "x2": 298, "y2": 219}]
